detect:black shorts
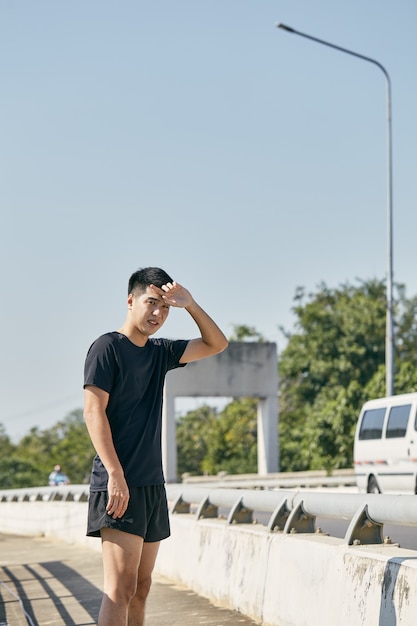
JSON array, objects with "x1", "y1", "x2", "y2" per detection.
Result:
[{"x1": 87, "y1": 484, "x2": 170, "y2": 542}]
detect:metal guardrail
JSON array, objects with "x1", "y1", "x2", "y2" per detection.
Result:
[
  {"x1": 0, "y1": 485, "x2": 89, "y2": 502},
  {"x1": 166, "y1": 483, "x2": 417, "y2": 546},
  {"x1": 0, "y1": 469, "x2": 354, "y2": 503},
  {"x1": 2, "y1": 479, "x2": 417, "y2": 546},
  {"x1": 180, "y1": 469, "x2": 357, "y2": 490}
]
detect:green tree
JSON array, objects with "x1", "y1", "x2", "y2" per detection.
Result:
[
  {"x1": 0, "y1": 423, "x2": 47, "y2": 488},
  {"x1": 229, "y1": 324, "x2": 265, "y2": 342},
  {"x1": 0, "y1": 457, "x2": 46, "y2": 488},
  {"x1": 49, "y1": 410, "x2": 95, "y2": 484},
  {"x1": 176, "y1": 399, "x2": 258, "y2": 477},
  {"x1": 201, "y1": 398, "x2": 258, "y2": 475},
  {"x1": 0, "y1": 424, "x2": 14, "y2": 458},
  {"x1": 176, "y1": 405, "x2": 218, "y2": 477},
  {"x1": 6, "y1": 409, "x2": 94, "y2": 488},
  {"x1": 279, "y1": 278, "x2": 417, "y2": 473},
  {"x1": 15, "y1": 425, "x2": 60, "y2": 484}
]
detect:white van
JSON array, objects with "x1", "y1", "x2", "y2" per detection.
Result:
[{"x1": 354, "y1": 392, "x2": 417, "y2": 494}]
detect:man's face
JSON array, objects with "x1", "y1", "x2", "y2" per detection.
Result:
[{"x1": 128, "y1": 286, "x2": 170, "y2": 336}]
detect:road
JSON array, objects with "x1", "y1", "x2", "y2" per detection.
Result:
[{"x1": 0, "y1": 533, "x2": 259, "y2": 626}]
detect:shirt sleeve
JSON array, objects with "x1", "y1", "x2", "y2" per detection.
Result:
[
  {"x1": 166, "y1": 339, "x2": 189, "y2": 370},
  {"x1": 84, "y1": 334, "x2": 119, "y2": 393}
]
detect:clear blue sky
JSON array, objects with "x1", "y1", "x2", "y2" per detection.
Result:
[{"x1": 1, "y1": 1, "x2": 416, "y2": 441}]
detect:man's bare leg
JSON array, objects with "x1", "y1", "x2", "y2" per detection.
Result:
[
  {"x1": 128, "y1": 541, "x2": 160, "y2": 626},
  {"x1": 98, "y1": 528, "x2": 143, "y2": 626}
]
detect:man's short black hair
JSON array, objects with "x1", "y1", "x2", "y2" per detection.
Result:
[{"x1": 128, "y1": 267, "x2": 173, "y2": 295}]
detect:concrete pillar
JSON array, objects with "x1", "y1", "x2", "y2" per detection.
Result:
[
  {"x1": 162, "y1": 389, "x2": 177, "y2": 483},
  {"x1": 257, "y1": 396, "x2": 279, "y2": 474}
]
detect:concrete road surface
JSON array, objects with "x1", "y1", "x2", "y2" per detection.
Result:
[{"x1": 0, "y1": 533, "x2": 259, "y2": 625}]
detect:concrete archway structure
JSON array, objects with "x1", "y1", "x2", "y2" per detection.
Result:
[{"x1": 162, "y1": 342, "x2": 278, "y2": 482}]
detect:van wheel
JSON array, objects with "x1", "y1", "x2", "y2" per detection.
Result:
[{"x1": 367, "y1": 476, "x2": 380, "y2": 494}]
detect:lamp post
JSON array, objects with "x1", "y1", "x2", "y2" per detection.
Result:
[{"x1": 276, "y1": 23, "x2": 394, "y2": 396}]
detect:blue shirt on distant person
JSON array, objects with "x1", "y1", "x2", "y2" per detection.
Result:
[{"x1": 48, "y1": 465, "x2": 70, "y2": 486}]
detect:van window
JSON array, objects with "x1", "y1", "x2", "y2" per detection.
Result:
[
  {"x1": 358, "y1": 407, "x2": 386, "y2": 440},
  {"x1": 386, "y1": 404, "x2": 411, "y2": 438}
]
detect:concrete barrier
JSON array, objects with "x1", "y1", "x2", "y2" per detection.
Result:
[
  {"x1": 157, "y1": 513, "x2": 417, "y2": 626},
  {"x1": 1, "y1": 499, "x2": 416, "y2": 625},
  {"x1": 0, "y1": 499, "x2": 99, "y2": 551}
]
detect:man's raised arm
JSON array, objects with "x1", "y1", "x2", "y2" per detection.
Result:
[{"x1": 150, "y1": 281, "x2": 229, "y2": 363}]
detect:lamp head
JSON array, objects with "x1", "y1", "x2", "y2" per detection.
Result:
[{"x1": 275, "y1": 23, "x2": 295, "y2": 32}]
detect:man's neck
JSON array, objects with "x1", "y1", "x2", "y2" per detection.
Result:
[{"x1": 117, "y1": 323, "x2": 149, "y2": 347}]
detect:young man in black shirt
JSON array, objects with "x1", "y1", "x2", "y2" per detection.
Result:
[{"x1": 84, "y1": 267, "x2": 228, "y2": 626}]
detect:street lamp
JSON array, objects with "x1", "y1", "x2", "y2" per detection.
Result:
[{"x1": 276, "y1": 23, "x2": 394, "y2": 396}]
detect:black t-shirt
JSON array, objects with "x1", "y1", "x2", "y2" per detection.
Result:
[{"x1": 84, "y1": 331, "x2": 188, "y2": 490}]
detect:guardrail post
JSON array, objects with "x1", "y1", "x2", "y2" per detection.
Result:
[
  {"x1": 227, "y1": 498, "x2": 253, "y2": 524},
  {"x1": 344, "y1": 504, "x2": 384, "y2": 545},
  {"x1": 171, "y1": 495, "x2": 190, "y2": 514},
  {"x1": 196, "y1": 497, "x2": 218, "y2": 520},
  {"x1": 267, "y1": 497, "x2": 291, "y2": 532},
  {"x1": 283, "y1": 500, "x2": 316, "y2": 534}
]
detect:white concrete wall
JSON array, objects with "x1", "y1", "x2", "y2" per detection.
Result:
[
  {"x1": 1, "y1": 501, "x2": 416, "y2": 626},
  {"x1": 165, "y1": 342, "x2": 278, "y2": 398},
  {"x1": 158, "y1": 514, "x2": 417, "y2": 626}
]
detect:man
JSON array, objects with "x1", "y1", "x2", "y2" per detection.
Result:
[
  {"x1": 48, "y1": 464, "x2": 70, "y2": 486},
  {"x1": 83, "y1": 267, "x2": 228, "y2": 626}
]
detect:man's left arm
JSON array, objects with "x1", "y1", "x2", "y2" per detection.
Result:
[{"x1": 180, "y1": 298, "x2": 229, "y2": 363}]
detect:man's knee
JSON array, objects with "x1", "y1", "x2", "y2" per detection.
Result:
[
  {"x1": 105, "y1": 574, "x2": 139, "y2": 605},
  {"x1": 135, "y1": 575, "x2": 153, "y2": 602}
]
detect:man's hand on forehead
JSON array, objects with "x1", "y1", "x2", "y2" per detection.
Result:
[{"x1": 150, "y1": 281, "x2": 193, "y2": 309}]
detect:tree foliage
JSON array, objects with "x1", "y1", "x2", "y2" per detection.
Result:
[
  {"x1": 0, "y1": 410, "x2": 95, "y2": 489},
  {"x1": 176, "y1": 399, "x2": 257, "y2": 477},
  {"x1": 176, "y1": 405, "x2": 217, "y2": 477},
  {"x1": 279, "y1": 278, "x2": 417, "y2": 472},
  {"x1": 229, "y1": 324, "x2": 265, "y2": 342},
  {"x1": 201, "y1": 398, "x2": 257, "y2": 475}
]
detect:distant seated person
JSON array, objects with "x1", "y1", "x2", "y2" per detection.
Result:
[{"x1": 48, "y1": 464, "x2": 70, "y2": 486}]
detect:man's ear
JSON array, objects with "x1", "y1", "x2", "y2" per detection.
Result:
[{"x1": 127, "y1": 293, "x2": 134, "y2": 308}]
